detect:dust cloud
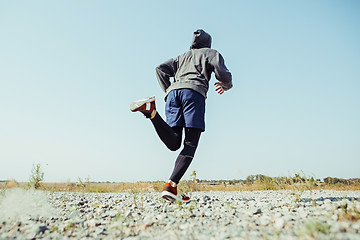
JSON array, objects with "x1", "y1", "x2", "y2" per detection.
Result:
[{"x1": 0, "y1": 188, "x2": 58, "y2": 220}]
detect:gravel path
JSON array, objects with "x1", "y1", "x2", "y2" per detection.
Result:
[{"x1": 0, "y1": 189, "x2": 359, "y2": 239}]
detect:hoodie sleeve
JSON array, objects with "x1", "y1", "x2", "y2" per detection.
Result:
[
  {"x1": 155, "y1": 58, "x2": 178, "y2": 92},
  {"x1": 210, "y1": 52, "x2": 233, "y2": 91}
]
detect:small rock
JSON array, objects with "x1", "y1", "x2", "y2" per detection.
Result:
[
  {"x1": 156, "y1": 214, "x2": 164, "y2": 221},
  {"x1": 259, "y1": 215, "x2": 270, "y2": 226},
  {"x1": 340, "y1": 221, "x2": 350, "y2": 232},
  {"x1": 69, "y1": 211, "x2": 79, "y2": 219},
  {"x1": 330, "y1": 222, "x2": 341, "y2": 233},
  {"x1": 95, "y1": 227, "x2": 106, "y2": 235},
  {"x1": 125, "y1": 210, "x2": 132, "y2": 217},
  {"x1": 36, "y1": 225, "x2": 48, "y2": 235},
  {"x1": 274, "y1": 218, "x2": 285, "y2": 229},
  {"x1": 87, "y1": 219, "x2": 96, "y2": 228},
  {"x1": 253, "y1": 208, "x2": 262, "y2": 215},
  {"x1": 352, "y1": 222, "x2": 360, "y2": 231},
  {"x1": 203, "y1": 195, "x2": 211, "y2": 202}
]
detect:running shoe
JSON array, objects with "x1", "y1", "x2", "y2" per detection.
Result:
[
  {"x1": 130, "y1": 96, "x2": 156, "y2": 118},
  {"x1": 161, "y1": 182, "x2": 177, "y2": 202},
  {"x1": 161, "y1": 183, "x2": 191, "y2": 203},
  {"x1": 178, "y1": 194, "x2": 191, "y2": 203}
]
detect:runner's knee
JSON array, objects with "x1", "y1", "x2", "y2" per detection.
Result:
[
  {"x1": 180, "y1": 140, "x2": 198, "y2": 157},
  {"x1": 168, "y1": 143, "x2": 181, "y2": 151}
]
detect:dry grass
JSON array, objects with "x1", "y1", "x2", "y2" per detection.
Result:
[
  {"x1": 1, "y1": 180, "x2": 359, "y2": 193},
  {"x1": 314, "y1": 183, "x2": 360, "y2": 191},
  {"x1": 195, "y1": 182, "x2": 360, "y2": 192},
  {"x1": 4, "y1": 180, "x2": 19, "y2": 189},
  {"x1": 0, "y1": 181, "x2": 164, "y2": 193}
]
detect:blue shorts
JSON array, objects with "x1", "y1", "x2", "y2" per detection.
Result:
[{"x1": 165, "y1": 89, "x2": 206, "y2": 131}]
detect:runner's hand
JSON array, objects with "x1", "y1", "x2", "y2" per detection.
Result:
[{"x1": 214, "y1": 82, "x2": 225, "y2": 95}]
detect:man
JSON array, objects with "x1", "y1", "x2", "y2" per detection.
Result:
[{"x1": 130, "y1": 29, "x2": 232, "y2": 202}]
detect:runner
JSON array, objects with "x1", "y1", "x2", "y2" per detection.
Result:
[{"x1": 130, "y1": 29, "x2": 233, "y2": 203}]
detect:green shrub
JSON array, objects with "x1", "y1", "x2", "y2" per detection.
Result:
[{"x1": 29, "y1": 163, "x2": 44, "y2": 189}]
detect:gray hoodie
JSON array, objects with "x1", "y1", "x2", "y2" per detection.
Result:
[{"x1": 156, "y1": 29, "x2": 233, "y2": 99}]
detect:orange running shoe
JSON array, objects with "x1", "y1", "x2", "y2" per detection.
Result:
[
  {"x1": 161, "y1": 183, "x2": 191, "y2": 203},
  {"x1": 161, "y1": 183, "x2": 177, "y2": 202},
  {"x1": 130, "y1": 96, "x2": 156, "y2": 118},
  {"x1": 179, "y1": 194, "x2": 191, "y2": 203}
]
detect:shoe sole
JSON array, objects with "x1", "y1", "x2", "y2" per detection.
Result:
[
  {"x1": 161, "y1": 191, "x2": 177, "y2": 203},
  {"x1": 161, "y1": 191, "x2": 191, "y2": 203},
  {"x1": 179, "y1": 198, "x2": 191, "y2": 204},
  {"x1": 130, "y1": 96, "x2": 155, "y2": 112}
]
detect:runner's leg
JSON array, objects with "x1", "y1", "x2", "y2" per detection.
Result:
[
  {"x1": 169, "y1": 127, "x2": 202, "y2": 184},
  {"x1": 150, "y1": 112, "x2": 183, "y2": 151}
]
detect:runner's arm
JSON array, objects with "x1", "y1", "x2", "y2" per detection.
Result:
[
  {"x1": 210, "y1": 52, "x2": 233, "y2": 92},
  {"x1": 155, "y1": 58, "x2": 178, "y2": 92}
]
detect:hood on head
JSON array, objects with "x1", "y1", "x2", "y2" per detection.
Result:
[{"x1": 190, "y1": 29, "x2": 212, "y2": 49}]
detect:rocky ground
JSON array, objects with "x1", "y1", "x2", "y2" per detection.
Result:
[{"x1": 0, "y1": 189, "x2": 359, "y2": 239}]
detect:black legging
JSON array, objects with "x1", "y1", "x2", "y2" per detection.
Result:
[{"x1": 150, "y1": 112, "x2": 201, "y2": 184}]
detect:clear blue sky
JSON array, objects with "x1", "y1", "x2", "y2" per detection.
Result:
[{"x1": 1, "y1": 1, "x2": 359, "y2": 182}]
